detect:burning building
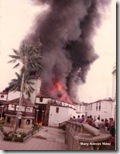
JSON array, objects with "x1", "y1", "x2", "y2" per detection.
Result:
[{"x1": 21, "y1": 0, "x2": 111, "y2": 104}]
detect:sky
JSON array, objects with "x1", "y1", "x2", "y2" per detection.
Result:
[{"x1": 0, "y1": 0, "x2": 116, "y2": 102}]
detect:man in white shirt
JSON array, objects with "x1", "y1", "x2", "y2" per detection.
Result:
[{"x1": 94, "y1": 117, "x2": 101, "y2": 129}]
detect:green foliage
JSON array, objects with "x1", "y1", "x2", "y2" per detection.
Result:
[
  {"x1": 8, "y1": 72, "x2": 35, "y2": 98},
  {"x1": 8, "y1": 41, "x2": 44, "y2": 76},
  {"x1": 3, "y1": 131, "x2": 13, "y2": 141},
  {"x1": 8, "y1": 41, "x2": 44, "y2": 98},
  {"x1": 13, "y1": 134, "x2": 24, "y2": 142}
]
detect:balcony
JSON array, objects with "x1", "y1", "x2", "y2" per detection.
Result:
[{"x1": 4, "y1": 110, "x2": 35, "y2": 118}]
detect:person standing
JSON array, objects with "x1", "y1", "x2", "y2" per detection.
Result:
[
  {"x1": 100, "y1": 119, "x2": 105, "y2": 130},
  {"x1": 94, "y1": 117, "x2": 100, "y2": 129}
]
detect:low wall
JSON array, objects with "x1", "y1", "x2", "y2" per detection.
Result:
[{"x1": 65, "y1": 121, "x2": 114, "y2": 150}]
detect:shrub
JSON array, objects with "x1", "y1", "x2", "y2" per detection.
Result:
[
  {"x1": 0, "y1": 124, "x2": 4, "y2": 132},
  {"x1": 3, "y1": 131, "x2": 13, "y2": 141},
  {"x1": 3, "y1": 124, "x2": 40, "y2": 142},
  {"x1": 0, "y1": 118, "x2": 4, "y2": 124},
  {"x1": 13, "y1": 134, "x2": 24, "y2": 142}
]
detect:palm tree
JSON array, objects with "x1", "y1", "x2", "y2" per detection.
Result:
[
  {"x1": 8, "y1": 72, "x2": 35, "y2": 98},
  {"x1": 9, "y1": 42, "x2": 43, "y2": 76},
  {"x1": 8, "y1": 41, "x2": 43, "y2": 134}
]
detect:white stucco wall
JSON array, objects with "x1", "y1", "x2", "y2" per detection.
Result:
[
  {"x1": 86, "y1": 100, "x2": 113, "y2": 120},
  {"x1": 0, "y1": 94, "x2": 8, "y2": 101},
  {"x1": 36, "y1": 97, "x2": 52, "y2": 104},
  {"x1": 0, "y1": 91, "x2": 20, "y2": 101},
  {"x1": 73, "y1": 104, "x2": 87, "y2": 118},
  {"x1": 8, "y1": 104, "x2": 33, "y2": 112},
  {"x1": 48, "y1": 105, "x2": 76, "y2": 127},
  {"x1": 30, "y1": 79, "x2": 41, "y2": 104}
]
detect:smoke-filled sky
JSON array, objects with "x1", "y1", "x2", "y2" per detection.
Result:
[{"x1": 0, "y1": 0, "x2": 116, "y2": 102}]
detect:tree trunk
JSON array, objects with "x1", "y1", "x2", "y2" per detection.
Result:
[{"x1": 14, "y1": 72, "x2": 25, "y2": 134}]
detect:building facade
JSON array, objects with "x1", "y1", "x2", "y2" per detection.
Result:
[
  {"x1": 85, "y1": 98, "x2": 113, "y2": 120},
  {"x1": 4, "y1": 97, "x2": 36, "y2": 128}
]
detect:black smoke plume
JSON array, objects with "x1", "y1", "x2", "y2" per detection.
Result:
[{"x1": 24, "y1": 0, "x2": 111, "y2": 103}]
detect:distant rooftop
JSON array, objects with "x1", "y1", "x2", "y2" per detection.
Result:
[{"x1": 89, "y1": 97, "x2": 113, "y2": 104}]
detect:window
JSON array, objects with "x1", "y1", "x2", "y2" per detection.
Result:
[
  {"x1": 40, "y1": 97, "x2": 43, "y2": 102},
  {"x1": 56, "y1": 107, "x2": 59, "y2": 113},
  {"x1": 26, "y1": 119, "x2": 30, "y2": 125},
  {"x1": 99, "y1": 102, "x2": 101, "y2": 111},
  {"x1": 96, "y1": 102, "x2": 98, "y2": 111}
]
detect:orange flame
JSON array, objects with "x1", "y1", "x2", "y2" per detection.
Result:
[
  {"x1": 54, "y1": 82, "x2": 73, "y2": 104},
  {"x1": 55, "y1": 82, "x2": 62, "y2": 91}
]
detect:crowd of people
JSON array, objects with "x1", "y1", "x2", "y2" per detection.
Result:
[{"x1": 70, "y1": 115, "x2": 115, "y2": 137}]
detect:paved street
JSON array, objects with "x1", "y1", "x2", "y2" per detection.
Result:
[{"x1": 0, "y1": 126, "x2": 68, "y2": 150}]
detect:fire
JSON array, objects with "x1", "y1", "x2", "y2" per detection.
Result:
[
  {"x1": 52, "y1": 82, "x2": 73, "y2": 104},
  {"x1": 55, "y1": 82, "x2": 72, "y2": 104},
  {"x1": 55, "y1": 82, "x2": 62, "y2": 91}
]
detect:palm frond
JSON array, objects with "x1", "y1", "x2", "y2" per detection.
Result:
[
  {"x1": 8, "y1": 59, "x2": 16, "y2": 63},
  {"x1": 29, "y1": 85, "x2": 35, "y2": 91},
  {"x1": 12, "y1": 49, "x2": 20, "y2": 56},
  {"x1": 27, "y1": 81, "x2": 35, "y2": 85},
  {"x1": 38, "y1": 65, "x2": 44, "y2": 70},
  {"x1": 13, "y1": 63, "x2": 20, "y2": 69},
  {"x1": 9, "y1": 55, "x2": 20, "y2": 60},
  {"x1": 15, "y1": 72, "x2": 21, "y2": 78}
]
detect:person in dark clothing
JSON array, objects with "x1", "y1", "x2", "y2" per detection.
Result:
[
  {"x1": 79, "y1": 115, "x2": 85, "y2": 123},
  {"x1": 110, "y1": 121, "x2": 115, "y2": 136}
]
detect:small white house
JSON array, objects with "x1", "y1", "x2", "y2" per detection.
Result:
[
  {"x1": 35, "y1": 94, "x2": 89, "y2": 127},
  {"x1": 35, "y1": 95, "x2": 77, "y2": 126},
  {"x1": 86, "y1": 98, "x2": 113, "y2": 120},
  {"x1": 48, "y1": 102, "x2": 88, "y2": 127},
  {"x1": 48, "y1": 105, "x2": 76, "y2": 127}
]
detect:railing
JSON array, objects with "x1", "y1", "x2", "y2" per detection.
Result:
[{"x1": 65, "y1": 121, "x2": 115, "y2": 150}]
